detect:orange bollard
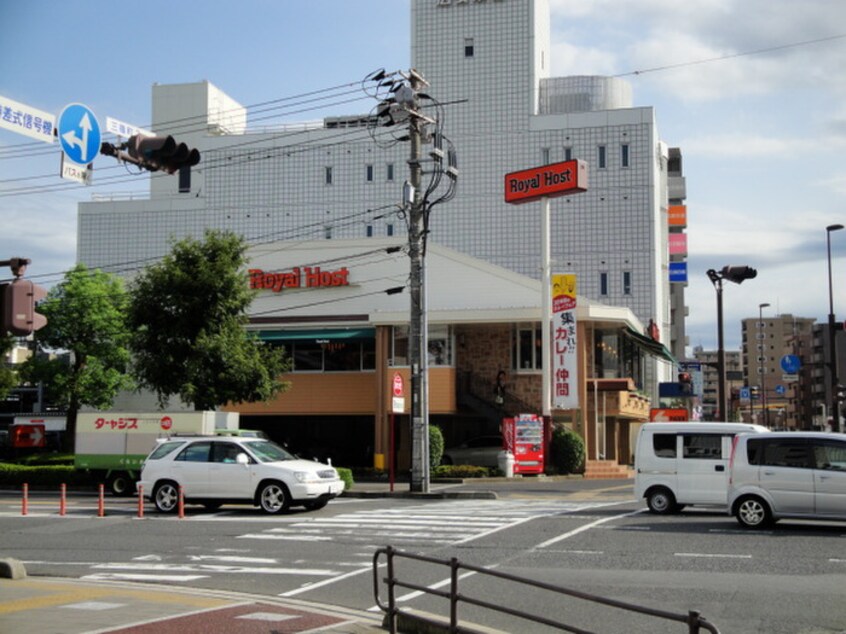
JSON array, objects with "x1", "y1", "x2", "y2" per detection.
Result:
[
  {"x1": 98, "y1": 483, "x2": 105, "y2": 517},
  {"x1": 178, "y1": 486, "x2": 185, "y2": 519},
  {"x1": 137, "y1": 485, "x2": 144, "y2": 519},
  {"x1": 21, "y1": 483, "x2": 28, "y2": 516},
  {"x1": 59, "y1": 483, "x2": 67, "y2": 516}
]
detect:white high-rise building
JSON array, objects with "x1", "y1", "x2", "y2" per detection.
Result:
[{"x1": 79, "y1": 0, "x2": 681, "y2": 394}]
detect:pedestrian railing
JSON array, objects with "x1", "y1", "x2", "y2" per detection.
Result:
[{"x1": 372, "y1": 545, "x2": 720, "y2": 634}]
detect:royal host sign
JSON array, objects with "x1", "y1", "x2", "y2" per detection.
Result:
[{"x1": 504, "y1": 159, "x2": 588, "y2": 204}]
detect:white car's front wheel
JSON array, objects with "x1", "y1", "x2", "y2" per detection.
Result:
[
  {"x1": 153, "y1": 482, "x2": 180, "y2": 513},
  {"x1": 258, "y1": 482, "x2": 290, "y2": 514}
]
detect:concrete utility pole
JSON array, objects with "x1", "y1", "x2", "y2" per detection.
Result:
[
  {"x1": 407, "y1": 71, "x2": 429, "y2": 493},
  {"x1": 369, "y1": 68, "x2": 458, "y2": 493}
]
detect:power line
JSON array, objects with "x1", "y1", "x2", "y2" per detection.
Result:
[{"x1": 616, "y1": 32, "x2": 846, "y2": 78}]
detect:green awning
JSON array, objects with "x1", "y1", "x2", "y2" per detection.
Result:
[
  {"x1": 623, "y1": 326, "x2": 677, "y2": 364},
  {"x1": 257, "y1": 328, "x2": 375, "y2": 342}
]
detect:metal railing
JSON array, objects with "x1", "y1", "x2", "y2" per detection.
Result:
[{"x1": 373, "y1": 546, "x2": 721, "y2": 634}]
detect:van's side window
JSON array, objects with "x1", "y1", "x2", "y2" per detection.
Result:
[
  {"x1": 653, "y1": 434, "x2": 676, "y2": 458},
  {"x1": 746, "y1": 438, "x2": 764, "y2": 465},
  {"x1": 814, "y1": 440, "x2": 846, "y2": 471},
  {"x1": 682, "y1": 434, "x2": 723, "y2": 459},
  {"x1": 760, "y1": 439, "x2": 811, "y2": 469}
]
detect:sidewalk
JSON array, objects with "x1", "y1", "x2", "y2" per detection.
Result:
[{"x1": 0, "y1": 572, "x2": 386, "y2": 634}]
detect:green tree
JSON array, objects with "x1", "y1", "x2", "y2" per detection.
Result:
[
  {"x1": 21, "y1": 265, "x2": 134, "y2": 451},
  {"x1": 127, "y1": 230, "x2": 290, "y2": 410},
  {"x1": 0, "y1": 334, "x2": 18, "y2": 400}
]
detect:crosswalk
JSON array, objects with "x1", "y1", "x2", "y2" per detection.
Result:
[
  {"x1": 237, "y1": 499, "x2": 614, "y2": 546},
  {"x1": 22, "y1": 499, "x2": 617, "y2": 586}
]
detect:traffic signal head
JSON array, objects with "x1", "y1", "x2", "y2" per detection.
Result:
[
  {"x1": 1, "y1": 279, "x2": 48, "y2": 336},
  {"x1": 720, "y1": 265, "x2": 757, "y2": 284},
  {"x1": 126, "y1": 134, "x2": 200, "y2": 174}
]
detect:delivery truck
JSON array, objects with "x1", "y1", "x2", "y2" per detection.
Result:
[{"x1": 74, "y1": 411, "x2": 239, "y2": 496}]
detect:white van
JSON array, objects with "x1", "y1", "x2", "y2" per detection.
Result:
[
  {"x1": 634, "y1": 422, "x2": 768, "y2": 514},
  {"x1": 728, "y1": 431, "x2": 846, "y2": 528}
]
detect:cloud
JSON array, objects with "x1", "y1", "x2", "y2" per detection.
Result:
[
  {"x1": 679, "y1": 133, "x2": 811, "y2": 158},
  {"x1": 549, "y1": 0, "x2": 846, "y2": 103}
]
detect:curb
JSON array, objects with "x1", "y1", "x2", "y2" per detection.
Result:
[
  {"x1": 0, "y1": 557, "x2": 26, "y2": 580},
  {"x1": 343, "y1": 490, "x2": 497, "y2": 500}
]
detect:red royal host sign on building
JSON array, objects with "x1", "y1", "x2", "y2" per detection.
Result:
[{"x1": 504, "y1": 159, "x2": 588, "y2": 204}]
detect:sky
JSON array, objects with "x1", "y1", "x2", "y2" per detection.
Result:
[{"x1": 2, "y1": 0, "x2": 846, "y2": 355}]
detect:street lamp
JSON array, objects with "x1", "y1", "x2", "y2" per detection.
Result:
[
  {"x1": 826, "y1": 223, "x2": 844, "y2": 432},
  {"x1": 758, "y1": 302, "x2": 770, "y2": 427},
  {"x1": 708, "y1": 265, "x2": 758, "y2": 421}
]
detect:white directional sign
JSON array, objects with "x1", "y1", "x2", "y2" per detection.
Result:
[
  {"x1": 60, "y1": 152, "x2": 91, "y2": 185},
  {"x1": 0, "y1": 94, "x2": 55, "y2": 143},
  {"x1": 58, "y1": 103, "x2": 101, "y2": 165},
  {"x1": 106, "y1": 116, "x2": 151, "y2": 139}
]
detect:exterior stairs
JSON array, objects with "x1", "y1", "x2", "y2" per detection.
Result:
[{"x1": 584, "y1": 459, "x2": 634, "y2": 480}]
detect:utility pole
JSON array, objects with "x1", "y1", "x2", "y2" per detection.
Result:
[
  {"x1": 368, "y1": 68, "x2": 458, "y2": 493},
  {"x1": 407, "y1": 71, "x2": 429, "y2": 493}
]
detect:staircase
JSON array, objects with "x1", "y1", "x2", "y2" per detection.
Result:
[{"x1": 584, "y1": 460, "x2": 634, "y2": 480}]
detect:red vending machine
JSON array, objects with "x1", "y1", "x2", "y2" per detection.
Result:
[{"x1": 502, "y1": 413, "x2": 545, "y2": 474}]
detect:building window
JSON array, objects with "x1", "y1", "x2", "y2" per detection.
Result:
[
  {"x1": 427, "y1": 324, "x2": 453, "y2": 366},
  {"x1": 600, "y1": 271, "x2": 609, "y2": 296},
  {"x1": 564, "y1": 147, "x2": 572, "y2": 161},
  {"x1": 366, "y1": 225, "x2": 373, "y2": 238},
  {"x1": 285, "y1": 339, "x2": 376, "y2": 372},
  {"x1": 366, "y1": 164, "x2": 373, "y2": 182},
  {"x1": 387, "y1": 223, "x2": 394, "y2": 237},
  {"x1": 622, "y1": 270, "x2": 632, "y2": 295},
  {"x1": 513, "y1": 324, "x2": 543, "y2": 371},
  {"x1": 598, "y1": 145, "x2": 606, "y2": 169},
  {"x1": 542, "y1": 147, "x2": 550, "y2": 164},
  {"x1": 621, "y1": 143, "x2": 630, "y2": 168},
  {"x1": 325, "y1": 166, "x2": 333, "y2": 185},
  {"x1": 386, "y1": 163, "x2": 395, "y2": 181},
  {"x1": 391, "y1": 326, "x2": 409, "y2": 366},
  {"x1": 464, "y1": 37, "x2": 474, "y2": 58}
]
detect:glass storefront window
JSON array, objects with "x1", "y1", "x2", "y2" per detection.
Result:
[
  {"x1": 513, "y1": 323, "x2": 542, "y2": 371},
  {"x1": 391, "y1": 325, "x2": 453, "y2": 367},
  {"x1": 293, "y1": 341, "x2": 323, "y2": 371},
  {"x1": 279, "y1": 338, "x2": 377, "y2": 372}
]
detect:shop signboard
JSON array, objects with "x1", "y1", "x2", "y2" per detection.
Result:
[
  {"x1": 502, "y1": 414, "x2": 544, "y2": 474},
  {"x1": 504, "y1": 160, "x2": 588, "y2": 204},
  {"x1": 551, "y1": 273, "x2": 578, "y2": 409}
]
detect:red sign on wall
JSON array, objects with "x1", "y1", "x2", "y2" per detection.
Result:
[{"x1": 504, "y1": 159, "x2": 588, "y2": 204}]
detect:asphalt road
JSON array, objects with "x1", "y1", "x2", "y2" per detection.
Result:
[{"x1": 1, "y1": 480, "x2": 845, "y2": 633}]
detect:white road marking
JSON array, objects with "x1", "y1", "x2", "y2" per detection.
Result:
[
  {"x1": 675, "y1": 553, "x2": 752, "y2": 559},
  {"x1": 535, "y1": 508, "x2": 646, "y2": 549},
  {"x1": 82, "y1": 573, "x2": 208, "y2": 582},
  {"x1": 91, "y1": 562, "x2": 339, "y2": 575},
  {"x1": 279, "y1": 564, "x2": 373, "y2": 597}
]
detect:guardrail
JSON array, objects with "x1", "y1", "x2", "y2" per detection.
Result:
[{"x1": 373, "y1": 545, "x2": 721, "y2": 634}]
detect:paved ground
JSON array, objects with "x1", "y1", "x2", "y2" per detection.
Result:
[
  {"x1": 0, "y1": 476, "x2": 634, "y2": 633},
  {"x1": 0, "y1": 575, "x2": 385, "y2": 633}
]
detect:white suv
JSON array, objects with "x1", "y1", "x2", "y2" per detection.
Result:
[
  {"x1": 138, "y1": 436, "x2": 344, "y2": 514},
  {"x1": 728, "y1": 432, "x2": 846, "y2": 528}
]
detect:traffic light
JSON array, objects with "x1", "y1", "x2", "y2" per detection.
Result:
[
  {"x1": 720, "y1": 265, "x2": 757, "y2": 284},
  {"x1": 125, "y1": 134, "x2": 200, "y2": 174},
  {"x1": 1, "y1": 279, "x2": 48, "y2": 336},
  {"x1": 678, "y1": 372, "x2": 693, "y2": 396}
]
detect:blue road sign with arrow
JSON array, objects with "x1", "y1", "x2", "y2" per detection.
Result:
[
  {"x1": 780, "y1": 354, "x2": 801, "y2": 375},
  {"x1": 58, "y1": 103, "x2": 101, "y2": 165}
]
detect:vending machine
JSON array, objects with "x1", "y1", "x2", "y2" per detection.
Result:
[{"x1": 502, "y1": 413, "x2": 545, "y2": 474}]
